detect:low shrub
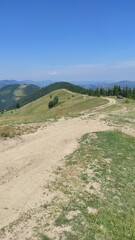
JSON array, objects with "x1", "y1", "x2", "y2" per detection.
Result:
[{"x1": 48, "y1": 96, "x2": 59, "y2": 108}]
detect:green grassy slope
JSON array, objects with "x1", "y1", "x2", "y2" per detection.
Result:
[
  {"x1": 0, "y1": 89, "x2": 108, "y2": 124},
  {"x1": 17, "y1": 82, "x2": 89, "y2": 108},
  {"x1": 0, "y1": 84, "x2": 40, "y2": 111},
  {"x1": 39, "y1": 131, "x2": 135, "y2": 240}
]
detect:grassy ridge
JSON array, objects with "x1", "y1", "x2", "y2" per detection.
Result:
[
  {"x1": 0, "y1": 89, "x2": 108, "y2": 124},
  {"x1": 17, "y1": 82, "x2": 89, "y2": 108}
]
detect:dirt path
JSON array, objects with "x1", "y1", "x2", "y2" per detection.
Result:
[
  {"x1": 91, "y1": 97, "x2": 116, "y2": 112},
  {"x1": 0, "y1": 98, "x2": 115, "y2": 230}
]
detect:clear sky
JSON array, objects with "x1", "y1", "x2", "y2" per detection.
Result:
[{"x1": 0, "y1": 0, "x2": 135, "y2": 82}]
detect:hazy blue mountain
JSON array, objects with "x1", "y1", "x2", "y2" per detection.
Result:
[
  {"x1": 19, "y1": 80, "x2": 55, "y2": 87},
  {"x1": 74, "y1": 81, "x2": 98, "y2": 89},
  {"x1": 78, "y1": 80, "x2": 135, "y2": 89},
  {"x1": 0, "y1": 80, "x2": 55, "y2": 88},
  {"x1": 0, "y1": 80, "x2": 18, "y2": 88},
  {"x1": 108, "y1": 81, "x2": 135, "y2": 88}
]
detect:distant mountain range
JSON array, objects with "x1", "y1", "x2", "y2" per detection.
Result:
[
  {"x1": 0, "y1": 80, "x2": 54, "y2": 88},
  {"x1": 0, "y1": 80, "x2": 19, "y2": 88},
  {"x1": 79, "y1": 80, "x2": 135, "y2": 89},
  {"x1": 1, "y1": 80, "x2": 135, "y2": 89},
  {"x1": 107, "y1": 80, "x2": 135, "y2": 89}
]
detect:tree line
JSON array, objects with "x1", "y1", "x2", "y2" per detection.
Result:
[{"x1": 87, "y1": 85, "x2": 135, "y2": 99}]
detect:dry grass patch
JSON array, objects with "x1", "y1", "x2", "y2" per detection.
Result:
[{"x1": 0, "y1": 124, "x2": 39, "y2": 138}]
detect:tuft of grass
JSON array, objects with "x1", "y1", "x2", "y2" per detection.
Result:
[
  {"x1": 125, "y1": 98, "x2": 130, "y2": 104},
  {"x1": 0, "y1": 125, "x2": 19, "y2": 138},
  {"x1": 0, "y1": 124, "x2": 39, "y2": 138},
  {"x1": 41, "y1": 203, "x2": 49, "y2": 209},
  {"x1": 79, "y1": 172, "x2": 88, "y2": 181},
  {"x1": 40, "y1": 233, "x2": 51, "y2": 240},
  {"x1": 55, "y1": 212, "x2": 69, "y2": 226}
]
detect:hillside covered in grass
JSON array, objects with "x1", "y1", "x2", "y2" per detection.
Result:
[
  {"x1": 0, "y1": 89, "x2": 108, "y2": 125},
  {"x1": 0, "y1": 84, "x2": 40, "y2": 111},
  {"x1": 17, "y1": 82, "x2": 89, "y2": 108},
  {"x1": 41, "y1": 131, "x2": 135, "y2": 240}
]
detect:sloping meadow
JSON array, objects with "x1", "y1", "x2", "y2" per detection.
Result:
[{"x1": 46, "y1": 131, "x2": 135, "y2": 239}]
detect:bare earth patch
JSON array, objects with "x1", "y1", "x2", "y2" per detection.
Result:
[{"x1": 0, "y1": 115, "x2": 113, "y2": 230}]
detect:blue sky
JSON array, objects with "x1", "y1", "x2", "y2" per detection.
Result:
[{"x1": 0, "y1": 0, "x2": 135, "y2": 82}]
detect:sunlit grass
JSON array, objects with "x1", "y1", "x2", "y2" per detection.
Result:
[
  {"x1": 45, "y1": 131, "x2": 135, "y2": 239},
  {"x1": 0, "y1": 89, "x2": 108, "y2": 124}
]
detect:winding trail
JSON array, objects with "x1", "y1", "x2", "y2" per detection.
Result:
[
  {"x1": 0, "y1": 97, "x2": 115, "y2": 229},
  {"x1": 91, "y1": 97, "x2": 116, "y2": 112}
]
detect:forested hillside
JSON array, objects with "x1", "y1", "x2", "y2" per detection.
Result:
[{"x1": 0, "y1": 84, "x2": 40, "y2": 111}]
